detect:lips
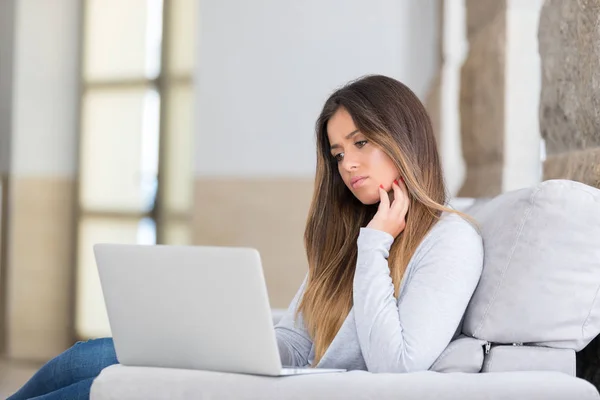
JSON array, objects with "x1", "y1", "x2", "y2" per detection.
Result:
[{"x1": 350, "y1": 176, "x2": 368, "y2": 189}]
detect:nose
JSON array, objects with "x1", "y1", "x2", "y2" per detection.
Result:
[{"x1": 341, "y1": 151, "x2": 360, "y2": 172}]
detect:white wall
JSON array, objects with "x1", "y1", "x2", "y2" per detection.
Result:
[
  {"x1": 194, "y1": 0, "x2": 441, "y2": 178},
  {"x1": 11, "y1": 0, "x2": 80, "y2": 178},
  {"x1": 405, "y1": 0, "x2": 441, "y2": 102}
]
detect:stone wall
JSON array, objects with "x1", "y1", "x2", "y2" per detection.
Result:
[{"x1": 538, "y1": 0, "x2": 600, "y2": 189}]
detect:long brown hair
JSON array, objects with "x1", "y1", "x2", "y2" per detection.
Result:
[{"x1": 298, "y1": 75, "x2": 462, "y2": 365}]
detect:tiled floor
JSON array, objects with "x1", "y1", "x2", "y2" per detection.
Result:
[{"x1": 0, "y1": 359, "x2": 39, "y2": 398}]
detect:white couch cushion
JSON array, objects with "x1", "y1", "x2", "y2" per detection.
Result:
[
  {"x1": 482, "y1": 345, "x2": 575, "y2": 376},
  {"x1": 91, "y1": 364, "x2": 599, "y2": 400}
]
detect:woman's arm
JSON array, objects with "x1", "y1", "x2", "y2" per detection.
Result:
[
  {"x1": 353, "y1": 218, "x2": 483, "y2": 373},
  {"x1": 274, "y1": 276, "x2": 313, "y2": 367}
]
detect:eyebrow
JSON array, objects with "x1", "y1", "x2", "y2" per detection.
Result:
[{"x1": 330, "y1": 130, "x2": 360, "y2": 151}]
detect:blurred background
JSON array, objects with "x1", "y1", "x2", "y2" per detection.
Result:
[{"x1": 1, "y1": 0, "x2": 599, "y2": 394}]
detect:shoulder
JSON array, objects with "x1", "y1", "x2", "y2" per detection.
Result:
[
  {"x1": 428, "y1": 212, "x2": 481, "y2": 244},
  {"x1": 411, "y1": 212, "x2": 483, "y2": 273}
]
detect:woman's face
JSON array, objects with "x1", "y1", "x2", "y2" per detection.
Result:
[{"x1": 327, "y1": 107, "x2": 399, "y2": 205}]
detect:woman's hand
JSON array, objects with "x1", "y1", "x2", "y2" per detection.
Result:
[{"x1": 366, "y1": 178, "x2": 409, "y2": 239}]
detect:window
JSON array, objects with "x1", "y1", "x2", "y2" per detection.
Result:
[{"x1": 76, "y1": 0, "x2": 196, "y2": 339}]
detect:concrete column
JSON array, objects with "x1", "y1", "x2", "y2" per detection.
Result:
[
  {"x1": 458, "y1": 0, "x2": 507, "y2": 197},
  {"x1": 502, "y1": 0, "x2": 544, "y2": 192},
  {"x1": 457, "y1": 0, "x2": 544, "y2": 196},
  {"x1": 427, "y1": 0, "x2": 470, "y2": 197},
  {"x1": 424, "y1": 0, "x2": 444, "y2": 153}
]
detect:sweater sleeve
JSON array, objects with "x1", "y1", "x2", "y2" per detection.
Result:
[
  {"x1": 274, "y1": 275, "x2": 313, "y2": 367},
  {"x1": 352, "y1": 220, "x2": 483, "y2": 373}
]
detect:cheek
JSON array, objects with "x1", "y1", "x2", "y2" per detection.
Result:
[
  {"x1": 337, "y1": 164, "x2": 345, "y2": 181},
  {"x1": 336, "y1": 164, "x2": 379, "y2": 204},
  {"x1": 371, "y1": 149, "x2": 398, "y2": 180}
]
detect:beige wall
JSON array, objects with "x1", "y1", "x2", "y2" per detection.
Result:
[
  {"x1": 6, "y1": 178, "x2": 76, "y2": 360},
  {"x1": 193, "y1": 179, "x2": 313, "y2": 308},
  {"x1": 0, "y1": 175, "x2": 8, "y2": 353}
]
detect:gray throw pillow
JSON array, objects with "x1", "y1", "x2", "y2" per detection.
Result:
[{"x1": 462, "y1": 180, "x2": 600, "y2": 351}]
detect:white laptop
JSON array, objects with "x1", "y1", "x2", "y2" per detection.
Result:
[{"x1": 94, "y1": 243, "x2": 345, "y2": 376}]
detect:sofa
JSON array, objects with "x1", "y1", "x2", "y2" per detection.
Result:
[{"x1": 90, "y1": 179, "x2": 600, "y2": 399}]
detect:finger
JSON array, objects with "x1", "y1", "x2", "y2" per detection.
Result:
[
  {"x1": 397, "y1": 176, "x2": 408, "y2": 192},
  {"x1": 396, "y1": 178, "x2": 410, "y2": 214},
  {"x1": 390, "y1": 179, "x2": 403, "y2": 211},
  {"x1": 391, "y1": 178, "x2": 410, "y2": 216},
  {"x1": 378, "y1": 184, "x2": 390, "y2": 212}
]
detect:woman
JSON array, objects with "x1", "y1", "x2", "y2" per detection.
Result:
[{"x1": 9, "y1": 75, "x2": 483, "y2": 399}]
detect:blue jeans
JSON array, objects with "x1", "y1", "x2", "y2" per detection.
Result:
[{"x1": 7, "y1": 338, "x2": 118, "y2": 400}]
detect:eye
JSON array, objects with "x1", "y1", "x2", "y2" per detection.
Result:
[
  {"x1": 355, "y1": 140, "x2": 367, "y2": 148},
  {"x1": 333, "y1": 152, "x2": 344, "y2": 162}
]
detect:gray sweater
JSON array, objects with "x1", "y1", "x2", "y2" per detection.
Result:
[{"x1": 275, "y1": 213, "x2": 484, "y2": 373}]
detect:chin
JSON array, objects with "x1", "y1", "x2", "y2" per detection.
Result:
[
  {"x1": 345, "y1": 183, "x2": 379, "y2": 205},
  {"x1": 354, "y1": 191, "x2": 380, "y2": 205}
]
